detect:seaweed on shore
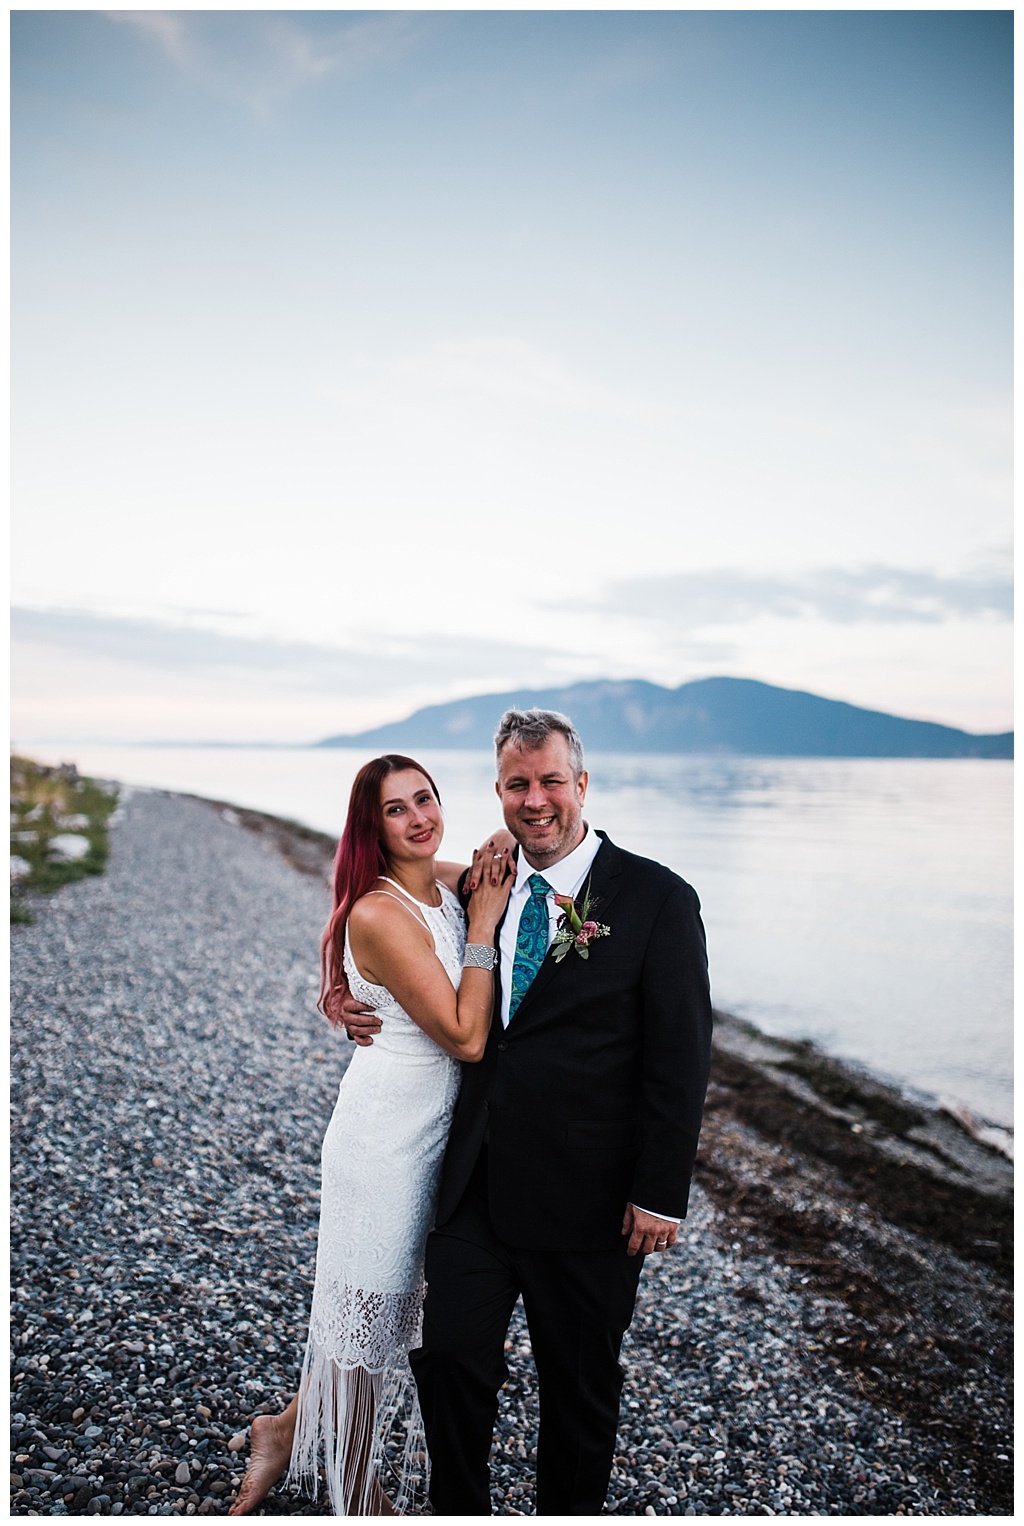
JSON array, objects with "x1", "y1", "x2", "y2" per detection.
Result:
[
  {"x1": 705, "y1": 1038, "x2": 1012, "y2": 1273},
  {"x1": 696, "y1": 1068, "x2": 1013, "y2": 1514}
]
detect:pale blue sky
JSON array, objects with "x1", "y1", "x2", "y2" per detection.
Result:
[{"x1": 12, "y1": 10, "x2": 1012, "y2": 742}]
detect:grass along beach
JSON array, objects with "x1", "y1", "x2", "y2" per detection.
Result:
[
  {"x1": 10, "y1": 781, "x2": 1012, "y2": 1515},
  {"x1": 10, "y1": 756, "x2": 119, "y2": 923}
]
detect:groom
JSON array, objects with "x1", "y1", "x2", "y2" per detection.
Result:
[{"x1": 348, "y1": 708, "x2": 712, "y2": 1515}]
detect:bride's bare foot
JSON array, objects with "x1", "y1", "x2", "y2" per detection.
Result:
[{"x1": 228, "y1": 1411, "x2": 294, "y2": 1516}]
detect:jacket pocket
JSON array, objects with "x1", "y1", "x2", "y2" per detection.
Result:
[{"x1": 566, "y1": 1118, "x2": 640, "y2": 1150}]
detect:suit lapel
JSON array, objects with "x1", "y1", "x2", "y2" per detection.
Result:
[{"x1": 506, "y1": 833, "x2": 624, "y2": 1026}]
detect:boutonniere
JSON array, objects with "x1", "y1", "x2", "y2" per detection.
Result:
[{"x1": 551, "y1": 879, "x2": 611, "y2": 962}]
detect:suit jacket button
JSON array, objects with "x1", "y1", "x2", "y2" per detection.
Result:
[{"x1": 497, "y1": 1041, "x2": 508, "y2": 1051}]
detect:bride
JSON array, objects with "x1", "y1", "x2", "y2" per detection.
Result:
[{"x1": 229, "y1": 753, "x2": 514, "y2": 1516}]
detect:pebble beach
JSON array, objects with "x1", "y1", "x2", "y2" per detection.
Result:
[{"x1": 10, "y1": 787, "x2": 1012, "y2": 1516}]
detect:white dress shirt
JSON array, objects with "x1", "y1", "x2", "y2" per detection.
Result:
[
  {"x1": 496, "y1": 823, "x2": 679, "y2": 1226},
  {"x1": 498, "y1": 823, "x2": 602, "y2": 1028}
]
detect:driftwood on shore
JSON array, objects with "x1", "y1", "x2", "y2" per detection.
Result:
[{"x1": 10, "y1": 787, "x2": 1012, "y2": 1516}]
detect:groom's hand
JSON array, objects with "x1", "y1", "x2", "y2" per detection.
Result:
[
  {"x1": 337, "y1": 989, "x2": 381, "y2": 1046},
  {"x1": 622, "y1": 1204, "x2": 679, "y2": 1257}
]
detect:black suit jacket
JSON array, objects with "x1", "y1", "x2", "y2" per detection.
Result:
[{"x1": 436, "y1": 832, "x2": 713, "y2": 1250}]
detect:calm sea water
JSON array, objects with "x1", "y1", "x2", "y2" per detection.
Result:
[{"x1": 19, "y1": 743, "x2": 1013, "y2": 1128}]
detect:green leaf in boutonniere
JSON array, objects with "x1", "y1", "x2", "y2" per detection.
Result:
[{"x1": 551, "y1": 880, "x2": 611, "y2": 963}]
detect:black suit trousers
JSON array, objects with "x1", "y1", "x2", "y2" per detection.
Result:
[{"x1": 410, "y1": 1150, "x2": 644, "y2": 1516}]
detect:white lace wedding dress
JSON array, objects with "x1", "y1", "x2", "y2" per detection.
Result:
[{"x1": 288, "y1": 880, "x2": 466, "y2": 1514}]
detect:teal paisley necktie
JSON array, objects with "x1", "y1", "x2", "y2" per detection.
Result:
[{"x1": 508, "y1": 873, "x2": 553, "y2": 1020}]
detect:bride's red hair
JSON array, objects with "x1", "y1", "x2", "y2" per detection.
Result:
[{"x1": 319, "y1": 754, "x2": 442, "y2": 1024}]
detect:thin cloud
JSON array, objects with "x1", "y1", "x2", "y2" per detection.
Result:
[
  {"x1": 109, "y1": 11, "x2": 192, "y2": 68},
  {"x1": 579, "y1": 565, "x2": 1013, "y2": 629},
  {"x1": 105, "y1": 11, "x2": 429, "y2": 115},
  {"x1": 335, "y1": 337, "x2": 656, "y2": 426},
  {"x1": 11, "y1": 606, "x2": 581, "y2": 699}
]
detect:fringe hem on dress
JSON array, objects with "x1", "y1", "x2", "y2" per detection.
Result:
[{"x1": 287, "y1": 1335, "x2": 429, "y2": 1515}]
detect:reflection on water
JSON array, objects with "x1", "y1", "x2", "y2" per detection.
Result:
[
  {"x1": 584, "y1": 756, "x2": 1012, "y2": 1129},
  {"x1": 18, "y1": 743, "x2": 1012, "y2": 1127}
]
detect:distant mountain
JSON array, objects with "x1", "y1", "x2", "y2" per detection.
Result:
[{"x1": 317, "y1": 677, "x2": 1013, "y2": 759}]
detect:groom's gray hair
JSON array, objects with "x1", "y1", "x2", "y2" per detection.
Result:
[{"x1": 494, "y1": 708, "x2": 585, "y2": 778}]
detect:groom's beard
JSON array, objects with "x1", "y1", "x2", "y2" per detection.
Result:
[{"x1": 514, "y1": 810, "x2": 586, "y2": 870}]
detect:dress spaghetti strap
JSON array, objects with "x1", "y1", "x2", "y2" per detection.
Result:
[
  {"x1": 363, "y1": 890, "x2": 431, "y2": 932},
  {"x1": 379, "y1": 874, "x2": 444, "y2": 909}
]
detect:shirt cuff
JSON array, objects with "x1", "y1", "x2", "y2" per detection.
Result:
[{"x1": 630, "y1": 1204, "x2": 682, "y2": 1224}]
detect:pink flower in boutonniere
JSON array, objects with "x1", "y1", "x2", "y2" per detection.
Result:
[{"x1": 552, "y1": 881, "x2": 611, "y2": 962}]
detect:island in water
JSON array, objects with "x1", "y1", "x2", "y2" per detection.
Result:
[{"x1": 318, "y1": 675, "x2": 1013, "y2": 758}]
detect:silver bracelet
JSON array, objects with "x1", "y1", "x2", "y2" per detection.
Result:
[{"x1": 463, "y1": 943, "x2": 497, "y2": 971}]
